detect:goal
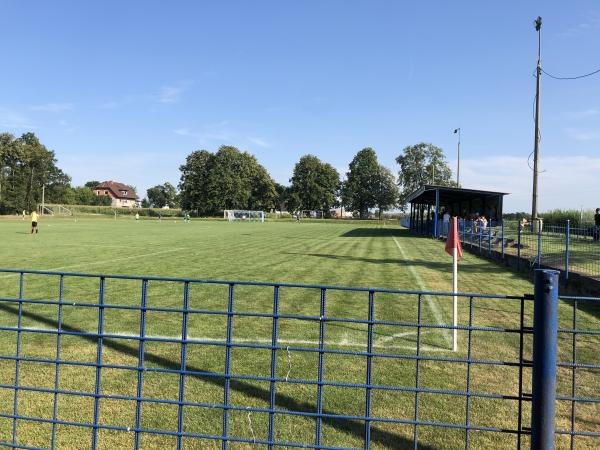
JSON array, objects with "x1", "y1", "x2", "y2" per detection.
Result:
[
  {"x1": 223, "y1": 210, "x2": 265, "y2": 222},
  {"x1": 38, "y1": 204, "x2": 73, "y2": 216}
]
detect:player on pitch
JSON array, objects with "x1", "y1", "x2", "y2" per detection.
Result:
[{"x1": 31, "y1": 210, "x2": 39, "y2": 234}]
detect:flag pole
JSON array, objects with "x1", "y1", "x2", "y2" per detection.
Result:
[
  {"x1": 453, "y1": 246, "x2": 458, "y2": 352},
  {"x1": 445, "y1": 216, "x2": 461, "y2": 352}
]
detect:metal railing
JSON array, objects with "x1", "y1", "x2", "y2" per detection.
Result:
[
  {"x1": 0, "y1": 269, "x2": 597, "y2": 449},
  {"x1": 433, "y1": 219, "x2": 600, "y2": 279}
]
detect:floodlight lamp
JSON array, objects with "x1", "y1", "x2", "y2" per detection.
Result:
[{"x1": 534, "y1": 16, "x2": 542, "y2": 31}]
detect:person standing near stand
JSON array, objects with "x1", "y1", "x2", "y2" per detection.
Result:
[
  {"x1": 442, "y1": 210, "x2": 451, "y2": 237},
  {"x1": 594, "y1": 208, "x2": 600, "y2": 242}
]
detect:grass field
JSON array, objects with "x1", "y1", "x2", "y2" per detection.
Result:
[{"x1": 0, "y1": 216, "x2": 598, "y2": 449}]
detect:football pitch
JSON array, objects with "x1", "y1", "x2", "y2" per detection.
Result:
[{"x1": 0, "y1": 216, "x2": 598, "y2": 449}]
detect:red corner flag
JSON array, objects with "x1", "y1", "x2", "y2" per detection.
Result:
[{"x1": 445, "y1": 217, "x2": 463, "y2": 261}]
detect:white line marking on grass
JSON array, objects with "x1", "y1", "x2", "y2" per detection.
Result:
[
  {"x1": 0, "y1": 248, "x2": 187, "y2": 276},
  {"x1": 56, "y1": 243, "x2": 149, "y2": 250},
  {"x1": 375, "y1": 330, "x2": 421, "y2": 345},
  {"x1": 390, "y1": 234, "x2": 452, "y2": 347},
  {"x1": 75, "y1": 329, "x2": 445, "y2": 352},
  {"x1": 7, "y1": 326, "x2": 448, "y2": 352}
]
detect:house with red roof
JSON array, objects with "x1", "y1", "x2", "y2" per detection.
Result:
[{"x1": 93, "y1": 181, "x2": 138, "y2": 208}]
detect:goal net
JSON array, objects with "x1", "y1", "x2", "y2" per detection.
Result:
[
  {"x1": 38, "y1": 204, "x2": 73, "y2": 216},
  {"x1": 223, "y1": 210, "x2": 265, "y2": 222}
]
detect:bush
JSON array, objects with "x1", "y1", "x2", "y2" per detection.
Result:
[
  {"x1": 266, "y1": 212, "x2": 292, "y2": 219},
  {"x1": 539, "y1": 209, "x2": 595, "y2": 227},
  {"x1": 503, "y1": 209, "x2": 595, "y2": 227},
  {"x1": 65, "y1": 205, "x2": 183, "y2": 217}
]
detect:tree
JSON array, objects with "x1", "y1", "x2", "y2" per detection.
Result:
[
  {"x1": 0, "y1": 132, "x2": 72, "y2": 213},
  {"x1": 395, "y1": 142, "x2": 454, "y2": 209},
  {"x1": 289, "y1": 155, "x2": 340, "y2": 212},
  {"x1": 374, "y1": 165, "x2": 399, "y2": 219},
  {"x1": 179, "y1": 150, "x2": 213, "y2": 214},
  {"x1": 147, "y1": 182, "x2": 178, "y2": 208},
  {"x1": 179, "y1": 146, "x2": 276, "y2": 215},
  {"x1": 273, "y1": 183, "x2": 290, "y2": 212},
  {"x1": 342, "y1": 148, "x2": 380, "y2": 219},
  {"x1": 84, "y1": 180, "x2": 101, "y2": 188},
  {"x1": 141, "y1": 198, "x2": 150, "y2": 208}
]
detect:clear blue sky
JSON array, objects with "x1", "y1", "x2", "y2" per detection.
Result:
[{"x1": 1, "y1": 0, "x2": 599, "y2": 212}]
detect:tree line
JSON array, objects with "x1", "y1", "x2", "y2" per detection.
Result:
[
  {"x1": 179, "y1": 143, "x2": 455, "y2": 217},
  {"x1": 0, "y1": 131, "x2": 455, "y2": 216}
]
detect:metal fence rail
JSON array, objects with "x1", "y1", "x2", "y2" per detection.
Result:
[
  {"x1": 556, "y1": 292, "x2": 600, "y2": 449},
  {"x1": 0, "y1": 269, "x2": 598, "y2": 449},
  {"x1": 434, "y1": 219, "x2": 600, "y2": 279}
]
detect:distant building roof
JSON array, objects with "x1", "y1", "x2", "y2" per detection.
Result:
[{"x1": 94, "y1": 181, "x2": 137, "y2": 200}]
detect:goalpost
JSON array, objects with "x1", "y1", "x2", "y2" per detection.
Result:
[
  {"x1": 38, "y1": 204, "x2": 73, "y2": 216},
  {"x1": 223, "y1": 210, "x2": 265, "y2": 222}
]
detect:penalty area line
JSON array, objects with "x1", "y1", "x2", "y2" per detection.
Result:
[
  {"x1": 8, "y1": 327, "x2": 446, "y2": 352},
  {"x1": 390, "y1": 233, "x2": 452, "y2": 347}
]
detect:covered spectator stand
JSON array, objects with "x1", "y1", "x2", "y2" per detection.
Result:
[{"x1": 406, "y1": 185, "x2": 508, "y2": 238}]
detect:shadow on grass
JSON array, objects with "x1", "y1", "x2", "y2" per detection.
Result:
[
  {"x1": 341, "y1": 228, "x2": 407, "y2": 238},
  {"x1": 284, "y1": 252, "x2": 502, "y2": 274},
  {"x1": 0, "y1": 303, "x2": 435, "y2": 450}
]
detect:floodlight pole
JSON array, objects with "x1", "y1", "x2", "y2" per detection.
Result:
[
  {"x1": 532, "y1": 17, "x2": 542, "y2": 221},
  {"x1": 41, "y1": 184, "x2": 45, "y2": 215},
  {"x1": 455, "y1": 128, "x2": 461, "y2": 187}
]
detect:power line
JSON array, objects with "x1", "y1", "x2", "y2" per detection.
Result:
[{"x1": 541, "y1": 67, "x2": 600, "y2": 80}]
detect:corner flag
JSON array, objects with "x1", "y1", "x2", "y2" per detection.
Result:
[
  {"x1": 445, "y1": 217, "x2": 462, "y2": 260},
  {"x1": 445, "y1": 217, "x2": 461, "y2": 351}
]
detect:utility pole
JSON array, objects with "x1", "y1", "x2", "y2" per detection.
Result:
[
  {"x1": 532, "y1": 16, "x2": 542, "y2": 221},
  {"x1": 454, "y1": 128, "x2": 461, "y2": 186}
]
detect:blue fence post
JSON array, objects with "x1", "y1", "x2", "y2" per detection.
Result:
[
  {"x1": 434, "y1": 189, "x2": 439, "y2": 239},
  {"x1": 501, "y1": 221, "x2": 505, "y2": 259},
  {"x1": 470, "y1": 220, "x2": 474, "y2": 248},
  {"x1": 565, "y1": 220, "x2": 570, "y2": 281},
  {"x1": 488, "y1": 223, "x2": 492, "y2": 256},
  {"x1": 364, "y1": 291, "x2": 375, "y2": 449},
  {"x1": 537, "y1": 223, "x2": 542, "y2": 269},
  {"x1": 91, "y1": 277, "x2": 106, "y2": 450},
  {"x1": 135, "y1": 279, "x2": 148, "y2": 449},
  {"x1": 517, "y1": 223, "x2": 522, "y2": 271},
  {"x1": 177, "y1": 282, "x2": 190, "y2": 450},
  {"x1": 531, "y1": 269, "x2": 559, "y2": 450},
  {"x1": 268, "y1": 285, "x2": 280, "y2": 450},
  {"x1": 222, "y1": 284, "x2": 235, "y2": 450},
  {"x1": 315, "y1": 288, "x2": 327, "y2": 447}
]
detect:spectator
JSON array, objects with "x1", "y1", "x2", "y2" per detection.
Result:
[
  {"x1": 520, "y1": 217, "x2": 529, "y2": 230},
  {"x1": 443, "y1": 210, "x2": 451, "y2": 236},
  {"x1": 473, "y1": 214, "x2": 480, "y2": 233},
  {"x1": 480, "y1": 215, "x2": 488, "y2": 230}
]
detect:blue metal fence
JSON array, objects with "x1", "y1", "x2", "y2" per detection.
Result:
[
  {"x1": 0, "y1": 269, "x2": 598, "y2": 449},
  {"x1": 432, "y1": 219, "x2": 600, "y2": 279}
]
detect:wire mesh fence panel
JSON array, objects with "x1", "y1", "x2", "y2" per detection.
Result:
[
  {"x1": 447, "y1": 220, "x2": 600, "y2": 279},
  {"x1": 566, "y1": 225, "x2": 600, "y2": 278},
  {"x1": 556, "y1": 294, "x2": 600, "y2": 450},
  {"x1": 0, "y1": 269, "x2": 598, "y2": 449}
]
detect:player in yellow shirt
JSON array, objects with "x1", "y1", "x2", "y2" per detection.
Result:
[{"x1": 31, "y1": 211, "x2": 39, "y2": 234}]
